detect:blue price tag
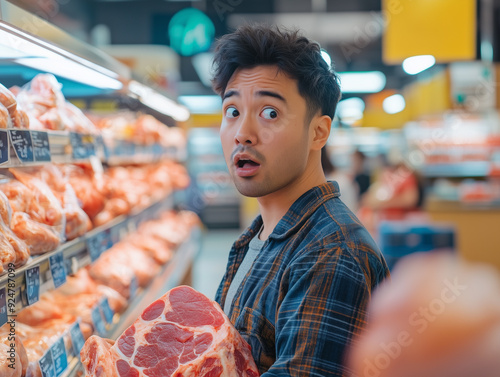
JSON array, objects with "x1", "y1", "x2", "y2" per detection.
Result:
[
  {"x1": 49, "y1": 252, "x2": 67, "y2": 288},
  {"x1": 0, "y1": 287, "x2": 7, "y2": 327},
  {"x1": 100, "y1": 297, "x2": 114, "y2": 324},
  {"x1": 129, "y1": 276, "x2": 138, "y2": 300},
  {"x1": 69, "y1": 322, "x2": 85, "y2": 356},
  {"x1": 9, "y1": 130, "x2": 33, "y2": 163},
  {"x1": 0, "y1": 130, "x2": 9, "y2": 165},
  {"x1": 70, "y1": 133, "x2": 95, "y2": 160},
  {"x1": 50, "y1": 338, "x2": 68, "y2": 377},
  {"x1": 25, "y1": 266, "x2": 40, "y2": 306},
  {"x1": 86, "y1": 230, "x2": 111, "y2": 263},
  {"x1": 31, "y1": 131, "x2": 51, "y2": 162},
  {"x1": 91, "y1": 305, "x2": 107, "y2": 337},
  {"x1": 38, "y1": 349, "x2": 56, "y2": 377}
]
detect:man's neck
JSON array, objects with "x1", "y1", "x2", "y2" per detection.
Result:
[{"x1": 257, "y1": 169, "x2": 326, "y2": 240}]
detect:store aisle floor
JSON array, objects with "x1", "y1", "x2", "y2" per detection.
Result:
[{"x1": 192, "y1": 229, "x2": 242, "y2": 300}]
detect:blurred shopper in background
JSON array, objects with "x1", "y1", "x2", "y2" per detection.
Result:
[
  {"x1": 352, "y1": 150, "x2": 371, "y2": 200},
  {"x1": 212, "y1": 24, "x2": 389, "y2": 376},
  {"x1": 321, "y1": 146, "x2": 359, "y2": 211}
]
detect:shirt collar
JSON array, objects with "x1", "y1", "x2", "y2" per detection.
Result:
[{"x1": 234, "y1": 181, "x2": 340, "y2": 247}]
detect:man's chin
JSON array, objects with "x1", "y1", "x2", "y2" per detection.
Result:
[{"x1": 234, "y1": 181, "x2": 270, "y2": 198}]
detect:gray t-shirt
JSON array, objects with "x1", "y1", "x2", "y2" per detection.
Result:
[{"x1": 224, "y1": 231, "x2": 265, "y2": 315}]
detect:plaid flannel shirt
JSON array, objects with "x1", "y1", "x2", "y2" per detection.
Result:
[{"x1": 215, "y1": 182, "x2": 390, "y2": 376}]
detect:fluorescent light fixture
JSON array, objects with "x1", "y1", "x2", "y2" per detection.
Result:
[
  {"x1": 129, "y1": 81, "x2": 190, "y2": 122},
  {"x1": 338, "y1": 71, "x2": 386, "y2": 93},
  {"x1": 383, "y1": 94, "x2": 406, "y2": 114},
  {"x1": 336, "y1": 97, "x2": 365, "y2": 124},
  {"x1": 0, "y1": 25, "x2": 123, "y2": 90},
  {"x1": 320, "y1": 49, "x2": 331, "y2": 67},
  {"x1": 15, "y1": 58, "x2": 123, "y2": 90},
  {"x1": 178, "y1": 95, "x2": 222, "y2": 114},
  {"x1": 402, "y1": 55, "x2": 436, "y2": 75}
]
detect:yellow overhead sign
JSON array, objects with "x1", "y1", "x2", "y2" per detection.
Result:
[{"x1": 383, "y1": 0, "x2": 476, "y2": 64}]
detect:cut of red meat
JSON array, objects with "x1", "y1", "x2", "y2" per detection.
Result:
[{"x1": 81, "y1": 286, "x2": 260, "y2": 377}]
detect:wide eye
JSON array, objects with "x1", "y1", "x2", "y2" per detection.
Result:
[
  {"x1": 225, "y1": 106, "x2": 239, "y2": 118},
  {"x1": 261, "y1": 108, "x2": 278, "y2": 120}
]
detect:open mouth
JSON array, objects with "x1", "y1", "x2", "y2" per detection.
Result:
[{"x1": 237, "y1": 159, "x2": 260, "y2": 168}]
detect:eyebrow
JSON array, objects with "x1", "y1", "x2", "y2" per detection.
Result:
[{"x1": 222, "y1": 90, "x2": 287, "y2": 104}]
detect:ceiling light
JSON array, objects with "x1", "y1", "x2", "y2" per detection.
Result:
[
  {"x1": 320, "y1": 49, "x2": 331, "y2": 67},
  {"x1": 338, "y1": 71, "x2": 386, "y2": 93},
  {"x1": 128, "y1": 81, "x2": 190, "y2": 122},
  {"x1": 336, "y1": 97, "x2": 365, "y2": 123},
  {"x1": 402, "y1": 55, "x2": 436, "y2": 75},
  {"x1": 383, "y1": 94, "x2": 406, "y2": 114},
  {"x1": 178, "y1": 95, "x2": 222, "y2": 114}
]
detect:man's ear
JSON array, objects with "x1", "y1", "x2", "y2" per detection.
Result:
[{"x1": 311, "y1": 115, "x2": 331, "y2": 151}]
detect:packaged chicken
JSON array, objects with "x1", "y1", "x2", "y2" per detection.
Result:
[
  {"x1": 0, "y1": 178, "x2": 33, "y2": 213},
  {"x1": 0, "y1": 231, "x2": 16, "y2": 274},
  {"x1": 0, "y1": 323, "x2": 29, "y2": 377},
  {"x1": 9, "y1": 168, "x2": 65, "y2": 239},
  {"x1": 0, "y1": 102, "x2": 10, "y2": 129},
  {"x1": 10, "y1": 212, "x2": 60, "y2": 255}
]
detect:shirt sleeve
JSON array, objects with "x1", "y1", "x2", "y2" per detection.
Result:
[{"x1": 261, "y1": 244, "x2": 371, "y2": 377}]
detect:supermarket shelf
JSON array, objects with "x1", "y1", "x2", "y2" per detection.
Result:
[
  {"x1": 61, "y1": 226, "x2": 201, "y2": 377},
  {"x1": 0, "y1": 194, "x2": 174, "y2": 315},
  {"x1": 0, "y1": 129, "x2": 186, "y2": 168},
  {"x1": 420, "y1": 161, "x2": 491, "y2": 178}
]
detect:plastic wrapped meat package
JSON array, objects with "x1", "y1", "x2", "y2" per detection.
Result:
[
  {"x1": 0, "y1": 83, "x2": 29, "y2": 129},
  {"x1": 0, "y1": 176, "x2": 61, "y2": 255},
  {"x1": 0, "y1": 323, "x2": 29, "y2": 377},
  {"x1": 0, "y1": 191, "x2": 30, "y2": 271},
  {"x1": 15, "y1": 74, "x2": 100, "y2": 133}
]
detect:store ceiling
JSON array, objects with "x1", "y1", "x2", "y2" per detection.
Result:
[{"x1": 5, "y1": 0, "x2": 491, "y2": 98}]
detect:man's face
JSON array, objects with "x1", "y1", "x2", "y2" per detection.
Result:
[{"x1": 220, "y1": 65, "x2": 313, "y2": 198}]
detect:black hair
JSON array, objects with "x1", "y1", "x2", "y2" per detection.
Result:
[
  {"x1": 321, "y1": 146, "x2": 336, "y2": 176},
  {"x1": 211, "y1": 24, "x2": 342, "y2": 120}
]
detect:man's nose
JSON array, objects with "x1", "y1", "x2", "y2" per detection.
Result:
[{"x1": 234, "y1": 116, "x2": 257, "y2": 145}]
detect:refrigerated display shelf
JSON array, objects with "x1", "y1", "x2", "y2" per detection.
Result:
[
  {"x1": 0, "y1": 194, "x2": 174, "y2": 316},
  {"x1": 0, "y1": 128, "x2": 185, "y2": 168},
  {"x1": 60, "y1": 225, "x2": 200, "y2": 377},
  {"x1": 421, "y1": 161, "x2": 491, "y2": 177}
]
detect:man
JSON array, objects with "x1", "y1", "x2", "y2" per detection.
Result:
[{"x1": 212, "y1": 24, "x2": 389, "y2": 377}]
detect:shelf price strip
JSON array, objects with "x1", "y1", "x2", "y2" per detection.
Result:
[
  {"x1": 39, "y1": 337, "x2": 69, "y2": 377},
  {"x1": 0, "y1": 130, "x2": 9, "y2": 165},
  {"x1": 9, "y1": 130, "x2": 34, "y2": 163},
  {"x1": 25, "y1": 266, "x2": 40, "y2": 306},
  {"x1": 100, "y1": 297, "x2": 114, "y2": 324},
  {"x1": 86, "y1": 230, "x2": 112, "y2": 263},
  {"x1": 49, "y1": 251, "x2": 67, "y2": 288},
  {"x1": 70, "y1": 132, "x2": 96, "y2": 160},
  {"x1": 91, "y1": 304, "x2": 107, "y2": 337}
]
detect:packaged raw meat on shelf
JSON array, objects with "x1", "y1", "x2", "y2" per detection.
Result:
[
  {"x1": 0, "y1": 191, "x2": 30, "y2": 270},
  {"x1": 81, "y1": 286, "x2": 260, "y2": 377},
  {"x1": 0, "y1": 82, "x2": 29, "y2": 129},
  {"x1": 0, "y1": 323, "x2": 29, "y2": 377},
  {"x1": 15, "y1": 74, "x2": 100, "y2": 134},
  {"x1": 11, "y1": 165, "x2": 91, "y2": 240}
]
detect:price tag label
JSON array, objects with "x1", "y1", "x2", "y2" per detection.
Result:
[
  {"x1": 0, "y1": 287, "x2": 7, "y2": 327},
  {"x1": 69, "y1": 322, "x2": 85, "y2": 356},
  {"x1": 49, "y1": 252, "x2": 67, "y2": 288},
  {"x1": 86, "y1": 230, "x2": 111, "y2": 263},
  {"x1": 129, "y1": 276, "x2": 138, "y2": 300},
  {"x1": 31, "y1": 131, "x2": 51, "y2": 162},
  {"x1": 9, "y1": 130, "x2": 33, "y2": 163},
  {"x1": 38, "y1": 349, "x2": 56, "y2": 377},
  {"x1": 25, "y1": 266, "x2": 40, "y2": 306},
  {"x1": 91, "y1": 305, "x2": 107, "y2": 337},
  {"x1": 70, "y1": 133, "x2": 95, "y2": 160},
  {"x1": 0, "y1": 130, "x2": 9, "y2": 165},
  {"x1": 50, "y1": 338, "x2": 68, "y2": 377},
  {"x1": 100, "y1": 297, "x2": 114, "y2": 324}
]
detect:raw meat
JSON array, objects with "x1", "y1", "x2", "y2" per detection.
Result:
[
  {"x1": 0, "y1": 103, "x2": 9, "y2": 128},
  {"x1": 81, "y1": 285, "x2": 260, "y2": 377},
  {"x1": 348, "y1": 252, "x2": 500, "y2": 377},
  {"x1": 126, "y1": 233, "x2": 173, "y2": 265},
  {"x1": 0, "y1": 179, "x2": 32, "y2": 213},
  {"x1": 0, "y1": 231, "x2": 15, "y2": 274},
  {"x1": 11, "y1": 212, "x2": 60, "y2": 254},
  {"x1": 0, "y1": 191, "x2": 12, "y2": 225},
  {"x1": 0, "y1": 323, "x2": 29, "y2": 377}
]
